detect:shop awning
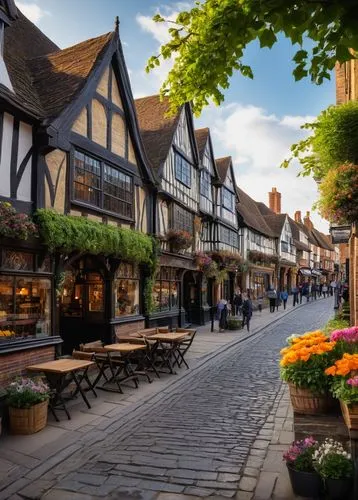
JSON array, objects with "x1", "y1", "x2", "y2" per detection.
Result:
[
  {"x1": 311, "y1": 269, "x2": 322, "y2": 276},
  {"x1": 299, "y1": 268, "x2": 312, "y2": 277}
]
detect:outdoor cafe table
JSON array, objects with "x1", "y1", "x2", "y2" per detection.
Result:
[
  {"x1": 27, "y1": 359, "x2": 96, "y2": 421},
  {"x1": 148, "y1": 332, "x2": 190, "y2": 374},
  {"x1": 98, "y1": 343, "x2": 149, "y2": 391}
]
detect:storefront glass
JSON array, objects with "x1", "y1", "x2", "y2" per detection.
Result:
[
  {"x1": 0, "y1": 276, "x2": 51, "y2": 340},
  {"x1": 114, "y1": 263, "x2": 140, "y2": 317},
  {"x1": 153, "y1": 267, "x2": 180, "y2": 313}
]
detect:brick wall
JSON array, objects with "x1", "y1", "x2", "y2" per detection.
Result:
[
  {"x1": 0, "y1": 346, "x2": 56, "y2": 389},
  {"x1": 114, "y1": 320, "x2": 145, "y2": 337}
]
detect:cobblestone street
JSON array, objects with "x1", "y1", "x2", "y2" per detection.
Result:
[{"x1": 1, "y1": 298, "x2": 333, "y2": 499}]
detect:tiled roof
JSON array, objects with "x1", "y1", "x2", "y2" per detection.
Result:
[
  {"x1": 29, "y1": 32, "x2": 113, "y2": 121},
  {"x1": 263, "y1": 214, "x2": 287, "y2": 237},
  {"x1": 4, "y1": 10, "x2": 114, "y2": 121},
  {"x1": 215, "y1": 156, "x2": 231, "y2": 183},
  {"x1": 4, "y1": 10, "x2": 59, "y2": 116},
  {"x1": 256, "y1": 202, "x2": 275, "y2": 216},
  {"x1": 195, "y1": 128, "x2": 209, "y2": 160},
  {"x1": 311, "y1": 228, "x2": 335, "y2": 251},
  {"x1": 236, "y1": 187, "x2": 276, "y2": 238},
  {"x1": 135, "y1": 94, "x2": 182, "y2": 173}
]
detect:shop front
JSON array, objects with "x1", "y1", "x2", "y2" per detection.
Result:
[
  {"x1": 248, "y1": 266, "x2": 274, "y2": 299},
  {"x1": 0, "y1": 239, "x2": 62, "y2": 388},
  {"x1": 59, "y1": 255, "x2": 146, "y2": 354}
]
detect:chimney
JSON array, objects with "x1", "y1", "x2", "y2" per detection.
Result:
[
  {"x1": 294, "y1": 210, "x2": 302, "y2": 224},
  {"x1": 268, "y1": 187, "x2": 281, "y2": 214},
  {"x1": 303, "y1": 211, "x2": 313, "y2": 231}
]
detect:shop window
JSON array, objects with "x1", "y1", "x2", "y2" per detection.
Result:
[
  {"x1": 2, "y1": 250, "x2": 34, "y2": 271},
  {"x1": 153, "y1": 267, "x2": 180, "y2": 313},
  {"x1": 114, "y1": 263, "x2": 139, "y2": 317},
  {"x1": 0, "y1": 276, "x2": 51, "y2": 341},
  {"x1": 88, "y1": 273, "x2": 104, "y2": 312},
  {"x1": 60, "y1": 271, "x2": 83, "y2": 318}
]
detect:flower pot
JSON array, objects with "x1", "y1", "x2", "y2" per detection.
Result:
[
  {"x1": 288, "y1": 383, "x2": 334, "y2": 415},
  {"x1": 287, "y1": 464, "x2": 323, "y2": 497},
  {"x1": 340, "y1": 400, "x2": 358, "y2": 430},
  {"x1": 9, "y1": 400, "x2": 48, "y2": 435},
  {"x1": 325, "y1": 477, "x2": 353, "y2": 499}
]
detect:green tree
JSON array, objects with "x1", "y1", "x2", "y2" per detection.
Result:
[{"x1": 146, "y1": 0, "x2": 358, "y2": 114}]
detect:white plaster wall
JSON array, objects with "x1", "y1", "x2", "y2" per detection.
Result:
[
  {"x1": 17, "y1": 121, "x2": 33, "y2": 201},
  {"x1": 0, "y1": 112, "x2": 13, "y2": 197}
]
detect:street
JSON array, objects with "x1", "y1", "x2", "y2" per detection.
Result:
[{"x1": 2, "y1": 299, "x2": 333, "y2": 500}]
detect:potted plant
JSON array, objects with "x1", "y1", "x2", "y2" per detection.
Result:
[
  {"x1": 313, "y1": 438, "x2": 354, "y2": 499},
  {"x1": 283, "y1": 436, "x2": 323, "y2": 497},
  {"x1": 226, "y1": 316, "x2": 242, "y2": 330},
  {"x1": 280, "y1": 331, "x2": 338, "y2": 414},
  {"x1": 6, "y1": 377, "x2": 50, "y2": 434},
  {"x1": 325, "y1": 353, "x2": 358, "y2": 429}
]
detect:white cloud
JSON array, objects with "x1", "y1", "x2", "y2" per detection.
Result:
[
  {"x1": 16, "y1": 2, "x2": 50, "y2": 23},
  {"x1": 198, "y1": 104, "x2": 329, "y2": 233}
]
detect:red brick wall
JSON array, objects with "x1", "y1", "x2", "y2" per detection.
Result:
[
  {"x1": 336, "y1": 62, "x2": 348, "y2": 104},
  {"x1": 0, "y1": 346, "x2": 55, "y2": 389},
  {"x1": 114, "y1": 320, "x2": 145, "y2": 337}
]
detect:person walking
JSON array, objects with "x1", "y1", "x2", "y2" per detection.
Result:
[
  {"x1": 298, "y1": 283, "x2": 303, "y2": 304},
  {"x1": 280, "y1": 289, "x2": 288, "y2": 310},
  {"x1": 226, "y1": 300, "x2": 232, "y2": 316},
  {"x1": 292, "y1": 286, "x2": 299, "y2": 306},
  {"x1": 241, "y1": 293, "x2": 253, "y2": 331},
  {"x1": 257, "y1": 294, "x2": 263, "y2": 313},
  {"x1": 275, "y1": 290, "x2": 281, "y2": 311},
  {"x1": 233, "y1": 291, "x2": 242, "y2": 316},
  {"x1": 267, "y1": 287, "x2": 277, "y2": 313},
  {"x1": 322, "y1": 283, "x2": 328, "y2": 298},
  {"x1": 217, "y1": 299, "x2": 228, "y2": 332}
]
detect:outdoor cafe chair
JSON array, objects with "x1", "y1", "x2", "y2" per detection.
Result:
[
  {"x1": 80, "y1": 342, "x2": 124, "y2": 393},
  {"x1": 172, "y1": 329, "x2": 197, "y2": 369}
]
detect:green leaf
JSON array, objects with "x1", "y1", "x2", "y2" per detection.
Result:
[{"x1": 259, "y1": 29, "x2": 277, "y2": 49}]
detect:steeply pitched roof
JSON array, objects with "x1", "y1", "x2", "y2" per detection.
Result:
[
  {"x1": 216, "y1": 156, "x2": 231, "y2": 183},
  {"x1": 195, "y1": 128, "x2": 209, "y2": 160},
  {"x1": 4, "y1": 10, "x2": 114, "y2": 121},
  {"x1": 311, "y1": 228, "x2": 335, "y2": 251},
  {"x1": 236, "y1": 187, "x2": 276, "y2": 238},
  {"x1": 4, "y1": 9, "x2": 59, "y2": 116},
  {"x1": 135, "y1": 95, "x2": 182, "y2": 173},
  {"x1": 29, "y1": 32, "x2": 113, "y2": 121},
  {"x1": 256, "y1": 202, "x2": 275, "y2": 216},
  {"x1": 263, "y1": 214, "x2": 287, "y2": 237}
]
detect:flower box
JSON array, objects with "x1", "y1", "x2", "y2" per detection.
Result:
[
  {"x1": 339, "y1": 400, "x2": 358, "y2": 430},
  {"x1": 9, "y1": 400, "x2": 48, "y2": 434},
  {"x1": 288, "y1": 383, "x2": 334, "y2": 415}
]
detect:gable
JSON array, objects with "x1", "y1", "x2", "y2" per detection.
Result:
[
  {"x1": 224, "y1": 164, "x2": 235, "y2": 191},
  {"x1": 70, "y1": 62, "x2": 136, "y2": 165},
  {"x1": 173, "y1": 108, "x2": 195, "y2": 163},
  {"x1": 202, "y1": 142, "x2": 215, "y2": 176}
]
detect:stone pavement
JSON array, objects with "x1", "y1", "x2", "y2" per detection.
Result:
[{"x1": 0, "y1": 296, "x2": 334, "y2": 500}]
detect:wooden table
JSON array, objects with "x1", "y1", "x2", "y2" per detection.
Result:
[
  {"x1": 27, "y1": 359, "x2": 96, "y2": 420},
  {"x1": 148, "y1": 332, "x2": 190, "y2": 374}
]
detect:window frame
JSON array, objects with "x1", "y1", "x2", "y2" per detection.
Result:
[
  {"x1": 222, "y1": 187, "x2": 235, "y2": 212},
  {"x1": 72, "y1": 149, "x2": 134, "y2": 220},
  {"x1": 174, "y1": 152, "x2": 192, "y2": 188}
]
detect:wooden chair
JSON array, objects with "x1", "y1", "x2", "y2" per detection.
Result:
[{"x1": 173, "y1": 329, "x2": 197, "y2": 369}]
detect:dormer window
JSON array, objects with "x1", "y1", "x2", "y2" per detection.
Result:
[{"x1": 175, "y1": 153, "x2": 191, "y2": 188}]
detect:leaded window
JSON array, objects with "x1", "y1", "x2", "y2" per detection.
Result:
[
  {"x1": 175, "y1": 153, "x2": 191, "y2": 187},
  {"x1": 222, "y1": 187, "x2": 234, "y2": 212},
  {"x1": 173, "y1": 204, "x2": 193, "y2": 233},
  {"x1": 73, "y1": 150, "x2": 133, "y2": 218},
  {"x1": 200, "y1": 170, "x2": 211, "y2": 199},
  {"x1": 220, "y1": 226, "x2": 238, "y2": 248}
]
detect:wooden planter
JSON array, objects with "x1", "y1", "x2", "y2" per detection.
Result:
[
  {"x1": 288, "y1": 383, "x2": 334, "y2": 415},
  {"x1": 340, "y1": 400, "x2": 358, "y2": 430},
  {"x1": 9, "y1": 400, "x2": 48, "y2": 435}
]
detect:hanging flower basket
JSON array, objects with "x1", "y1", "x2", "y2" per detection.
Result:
[
  {"x1": 0, "y1": 202, "x2": 38, "y2": 240},
  {"x1": 166, "y1": 230, "x2": 193, "y2": 252}
]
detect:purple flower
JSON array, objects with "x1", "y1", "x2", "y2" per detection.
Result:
[
  {"x1": 347, "y1": 376, "x2": 358, "y2": 387},
  {"x1": 330, "y1": 327, "x2": 358, "y2": 343}
]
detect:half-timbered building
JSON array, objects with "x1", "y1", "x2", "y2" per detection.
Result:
[
  {"x1": 0, "y1": 5, "x2": 155, "y2": 384},
  {"x1": 135, "y1": 95, "x2": 208, "y2": 327}
]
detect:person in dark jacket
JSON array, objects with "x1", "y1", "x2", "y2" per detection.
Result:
[
  {"x1": 241, "y1": 293, "x2": 253, "y2": 331},
  {"x1": 280, "y1": 289, "x2": 289, "y2": 310},
  {"x1": 233, "y1": 292, "x2": 243, "y2": 316},
  {"x1": 217, "y1": 299, "x2": 228, "y2": 332},
  {"x1": 267, "y1": 287, "x2": 277, "y2": 313},
  {"x1": 292, "y1": 286, "x2": 299, "y2": 306}
]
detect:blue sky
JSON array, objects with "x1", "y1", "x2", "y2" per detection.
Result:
[{"x1": 16, "y1": 0, "x2": 335, "y2": 231}]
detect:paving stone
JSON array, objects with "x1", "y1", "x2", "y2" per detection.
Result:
[
  {"x1": 42, "y1": 490, "x2": 96, "y2": 500},
  {"x1": 253, "y1": 471, "x2": 279, "y2": 499},
  {"x1": 238, "y1": 476, "x2": 257, "y2": 492},
  {"x1": 196, "y1": 480, "x2": 238, "y2": 490},
  {"x1": 137, "y1": 480, "x2": 184, "y2": 493},
  {"x1": 242, "y1": 467, "x2": 260, "y2": 478},
  {"x1": 70, "y1": 472, "x2": 108, "y2": 486},
  {"x1": 184, "y1": 486, "x2": 216, "y2": 496},
  {"x1": 18, "y1": 480, "x2": 55, "y2": 499},
  {"x1": 218, "y1": 473, "x2": 241, "y2": 482},
  {"x1": 252, "y1": 439, "x2": 270, "y2": 450},
  {"x1": 166, "y1": 469, "x2": 217, "y2": 480},
  {"x1": 235, "y1": 491, "x2": 253, "y2": 500}
]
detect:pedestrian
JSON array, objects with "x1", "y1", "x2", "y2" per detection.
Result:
[
  {"x1": 241, "y1": 293, "x2": 253, "y2": 331},
  {"x1": 216, "y1": 299, "x2": 228, "y2": 332},
  {"x1": 298, "y1": 283, "x2": 303, "y2": 304},
  {"x1": 267, "y1": 287, "x2": 277, "y2": 313},
  {"x1": 280, "y1": 289, "x2": 288, "y2": 310},
  {"x1": 319, "y1": 283, "x2": 323, "y2": 297},
  {"x1": 226, "y1": 300, "x2": 232, "y2": 316},
  {"x1": 257, "y1": 294, "x2": 263, "y2": 313},
  {"x1": 322, "y1": 283, "x2": 328, "y2": 298},
  {"x1": 292, "y1": 286, "x2": 298, "y2": 306},
  {"x1": 233, "y1": 291, "x2": 242, "y2": 316},
  {"x1": 312, "y1": 283, "x2": 317, "y2": 300},
  {"x1": 330, "y1": 280, "x2": 336, "y2": 296},
  {"x1": 275, "y1": 291, "x2": 281, "y2": 311}
]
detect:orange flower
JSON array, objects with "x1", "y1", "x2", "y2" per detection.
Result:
[{"x1": 325, "y1": 366, "x2": 337, "y2": 376}]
